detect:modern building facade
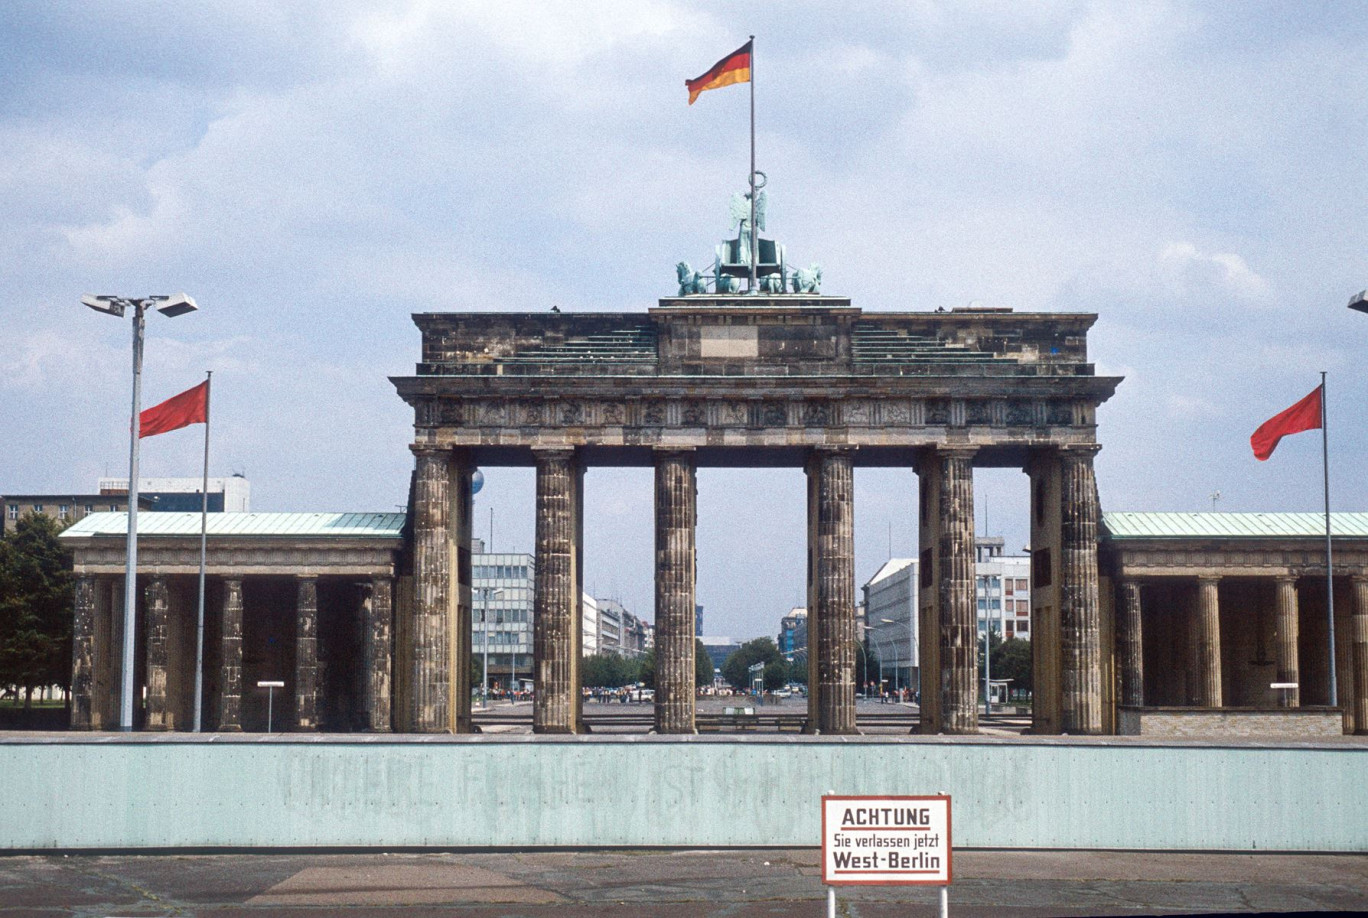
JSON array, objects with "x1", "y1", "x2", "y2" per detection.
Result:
[
  {"x1": 98, "y1": 475, "x2": 251, "y2": 513},
  {"x1": 778, "y1": 607, "x2": 807, "y2": 657},
  {"x1": 864, "y1": 558, "x2": 918, "y2": 693},
  {"x1": 976, "y1": 537, "x2": 1031, "y2": 641},
  {"x1": 470, "y1": 539, "x2": 535, "y2": 690}
]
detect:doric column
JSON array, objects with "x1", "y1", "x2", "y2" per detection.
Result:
[
  {"x1": 1117, "y1": 579, "x2": 1144, "y2": 708},
  {"x1": 1059, "y1": 446, "x2": 1104, "y2": 734},
  {"x1": 410, "y1": 446, "x2": 452, "y2": 732},
  {"x1": 219, "y1": 579, "x2": 244, "y2": 731},
  {"x1": 1274, "y1": 576, "x2": 1300, "y2": 708},
  {"x1": 144, "y1": 577, "x2": 171, "y2": 731},
  {"x1": 1193, "y1": 576, "x2": 1222, "y2": 707},
  {"x1": 533, "y1": 449, "x2": 583, "y2": 734},
  {"x1": 654, "y1": 450, "x2": 697, "y2": 734},
  {"x1": 70, "y1": 575, "x2": 97, "y2": 731},
  {"x1": 1351, "y1": 575, "x2": 1368, "y2": 735},
  {"x1": 806, "y1": 449, "x2": 858, "y2": 734},
  {"x1": 937, "y1": 448, "x2": 978, "y2": 735},
  {"x1": 364, "y1": 576, "x2": 394, "y2": 732},
  {"x1": 295, "y1": 575, "x2": 318, "y2": 730}
]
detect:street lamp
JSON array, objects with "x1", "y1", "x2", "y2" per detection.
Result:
[
  {"x1": 480, "y1": 586, "x2": 504, "y2": 705},
  {"x1": 84, "y1": 293, "x2": 199, "y2": 731},
  {"x1": 879, "y1": 617, "x2": 914, "y2": 698}
]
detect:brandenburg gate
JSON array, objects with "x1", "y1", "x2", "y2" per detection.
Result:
[{"x1": 390, "y1": 295, "x2": 1121, "y2": 736}]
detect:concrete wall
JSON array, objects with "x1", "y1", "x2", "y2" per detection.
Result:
[{"x1": 4, "y1": 736, "x2": 1365, "y2": 852}]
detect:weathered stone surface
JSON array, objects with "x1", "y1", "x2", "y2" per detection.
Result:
[
  {"x1": 1193, "y1": 577, "x2": 1223, "y2": 708},
  {"x1": 411, "y1": 447, "x2": 452, "y2": 733},
  {"x1": 1117, "y1": 580, "x2": 1144, "y2": 709},
  {"x1": 654, "y1": 451, "x2": 696, "y2": 734},
  {"x1": 1352, "y1": 576, "x2": 1368, "y2": 735},
  {"x1": 1060, "y1": 447, "x2": 1103, "y2": 734},
  {"x1": 219, "y1": 579, "x2": 243, "y2": 731},
  {"x1": 808, "y1": 449, "x2": 857, "y2": 734},
  {"x1": 533, "y1": 450, "x2": 582, "y2": 734},
  {"x1": 1117, "y1": 707, "x2": 1344, "y2": 737},
  {"x1": 937, "y1": 448, "x2": 978, "y2": 735},
  {"x1": 144, "y1": 578, "x2": 170, "y2": 731},
  {"x1": 1275, "y1": 577, "x2": 1300, "y2": 709},
  {"x1": 364, "y1": 577, "x2": 393, "y2": 732},
  {"x1": 70, "y1": 575, "x2": 96, "y2": 731},
  {"x1": 295, "y1": 576, "x2": 318, "y2": 731}
]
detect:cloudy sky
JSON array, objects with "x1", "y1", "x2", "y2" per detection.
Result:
[{"x1": 4, "y1": 1, "x2": 1368, "y2": 641}]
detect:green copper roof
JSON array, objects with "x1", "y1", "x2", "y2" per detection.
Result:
[
  {"x1": 1102, "y1": 511, "x2": 1368, "y2": 539},
  {"x1": 59, "y1": 512, "x2": 405, "y2": 540}
]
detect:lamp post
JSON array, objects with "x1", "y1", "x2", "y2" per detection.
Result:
[
  {"x1": 83, "y1": 293, "x2": 198, "y2": 731},
  {"x1": 480, "y1": 586, "x2": 504, "y2": 705},
  {"x1": 879, "y1": 617, "x2": 914, "y2": 698}
]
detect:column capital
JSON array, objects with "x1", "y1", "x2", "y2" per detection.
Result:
[
  {"x1": 410, "y1": 443, "x2": 449, "y2": 458},
  {"x1": 1196, "y1": 574, "x2": 1222, "y2": 586},
  {"x1": 651, "y1": 446, "x2": 696, "y2": 459},
  {"x1": 295, "y1": 573, "x2": 318, "y2": 583},
  {"x1": 1059, "y1": 443, "x2": 1103, "y2": 458},
  {"x1": 1274, "y1": 574, "x2": 1299, "y2": 585},
  {"x1": 1350, "y1": 572, "x2": 1368, "y2": 587}
]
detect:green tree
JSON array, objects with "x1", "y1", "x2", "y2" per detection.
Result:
[
  {"x1": 582, "y1": 651, "x2": 638, "y2": 688},
  {"x1": 991, "y1": 637, "x2": 1033, "y2": 696},
  {"x1": 721, "y1": 637, "x2": 785, "y2": 690},
  {"x1": 638, "y1": 647, "x2": 656, "y2": 689},
  {"x1": 695, "y1": 638, "x2": 714, "y2": 688},
  {"x1": 0, "y1": 514, "x2": 74, "y2": 709}
]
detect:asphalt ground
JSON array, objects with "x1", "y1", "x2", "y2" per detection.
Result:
[{"x1": 3, "y1": 849, "x2": 1367, "y2": 917}]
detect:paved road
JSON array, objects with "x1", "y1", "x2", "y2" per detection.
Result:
[{"x1": 4, "y1": 849, "x2": 1366, "y2": 916}]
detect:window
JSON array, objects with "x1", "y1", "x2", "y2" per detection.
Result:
[
  {"x1": 84, "y1": 504, "x2": 93, "y2": 514},
  {"x1": 109, "y1": 504, "x2": 118, "y2": 511},
  {"x1": 58, "y1": 505, "x2": 70, "y2": 520},
  {"x1": 6, "y1": 505, "x2": 16, "y2": 520},
  {"x1": 1016, "y1": 578, "x2": 1028, "y2": 592},
  {"x1": 1018, "y1": 621, "x2": 1029, "y2": 635},
  {"x1": 32, "y1": 504, "x2": 42, "y2": 513}
]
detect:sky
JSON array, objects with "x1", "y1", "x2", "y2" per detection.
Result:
[{"x1": 4, "y1": 1, "x2": 1368, "y2": 642}]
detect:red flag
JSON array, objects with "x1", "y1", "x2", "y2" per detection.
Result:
[
  {"x1": 139, "y1": 381, "x2": 208, "y2": 438},
  {"x1": 1251, "y1": 385, "x2": 1322, "y2": 461}
]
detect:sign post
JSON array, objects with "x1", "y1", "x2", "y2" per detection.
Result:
[{"x1": 822, "y1": 795, "x2": 951, "y2": 915}]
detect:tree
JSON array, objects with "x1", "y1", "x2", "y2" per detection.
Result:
[
  {"x1": 581, "y1": 651, "x2": 638, "y2": 688},
  {"x1": 721, "y1": 637, "x2": 785, "y2": 691},
  {"x1": 0, "y1": 514, "x2": 74, "y2": 708},
  {"x1": 695, "y1": 639, "x2": 714, "y2": 688},
  {"x1": 992, "y1": 637, "x2": 1033, "y2": 696}
]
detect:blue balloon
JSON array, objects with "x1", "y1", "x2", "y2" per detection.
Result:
[{"x1": 471, "y1": 468, "x2": 485, "y2": 495}]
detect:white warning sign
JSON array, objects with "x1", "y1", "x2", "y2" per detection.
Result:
[{"x1": 821, "y1": 795, "x2": 951, "y2": 886}]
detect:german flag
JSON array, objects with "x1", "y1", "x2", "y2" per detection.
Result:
[{"x1": 686, "y1": 40, "x2": 751, "y2": 105}]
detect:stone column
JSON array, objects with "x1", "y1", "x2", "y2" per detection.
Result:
[
  {"x1": 937, "y1": 448, "x2": 978, "y2": 735},
  {"x1": 533, "y1": 449, "x2": 583, "y2": 734},
  {"x1": 1274, "y1": 576, "x2": 1300, "y2": 708},
  {"x1": 295, "y1": 575, "x2": 318, "y2": 730},
  {"x1": 1193, "y1": 576, "x2": 1223, "y2": 707},
  {"x1": 807, "y1": 449, "x2": 858, "y2": 734},
  {"x1": 1351, "y1": 575, "x2": 1368, "y2": 735},
  {"x1": 1059, "y1": 446, "x2": 1104, "y2": 734},
  {"x1": 70, "y1": 575, "x2": 97, "y2": 730},
  {"x1": 219, "y1": 579, "x2": 244, "y2": 731},
  {"x1": 364, "y1": 576, "x2": 394, "y2": 732},
  {"x1": 1117, "y1": 579, "x2": 1144, "y2": 708},
  {"x1": 654, "y1": 450, "x2": 697, "y2": 734},
  {"x1": 410, "y1": 446, "x2": 452, "y2": 733},
  {"x1": 144, "y1": 577, "x2": 171, "y2": 731}
]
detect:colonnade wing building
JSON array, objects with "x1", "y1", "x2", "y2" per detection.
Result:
[{"x1": 61, "y1": 295, "x2": 1368, "y2": 735}]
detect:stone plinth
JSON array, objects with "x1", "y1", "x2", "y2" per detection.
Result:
[{"x1": 1117, "y1": 706, "x2": 1345, "y2": 738}]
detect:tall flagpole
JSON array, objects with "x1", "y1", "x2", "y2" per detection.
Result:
[
  {"x1": 120, "y1": 303, "x2": 147, "y2": 731},
  {"x1": 748, "y1": 35, "x2": 757, "y2": 294},
  {"x1": 193, "y1": 370, "x2": 212, "y2": 732},
  {"x1": 1322, "y1": 370, "x2": 1338, "y2": 707}
]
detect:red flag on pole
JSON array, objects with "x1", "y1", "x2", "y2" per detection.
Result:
[
  {"x1": 1250, "y1": 385, "x2": 1322, "y2": 461},
  {"x1": 139, "y1": 381, "x2": 208, "y2": 438}
]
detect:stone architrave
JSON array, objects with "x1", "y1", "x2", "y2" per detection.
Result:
[
  {"x1": 219, "y1": 579, "x2": 244, "y2": 731},
  {"x1": 1193, "y1": 576, "x2": 1222, "y2": 708},
  {"x1": 1351, "y1": 575, "x2": 1368, "y2": 735},
  {"x1": 144, "y1": 577, "x2": 171, "y2": 731},
  {"x1": 1274, "y1": 576, "x2": 1300, "y2": 708},
  {"x1": 364, "y1": 576, "x2": 394, "y2": 732},
  {"x1": 936, "y1": 448, "x2": 978, "y2": 735},
  {"x1": 411, "y1": 446, "x2": 453, "y2": 733},
  {"x1": 807, "y1": 449, "x2": 857, "y2": 734},
  {"x1": 654, "y1": 450, "x2": 697, "y2": 734},
  {"x1": 70, "y1": 575, "x2": 97, "y2": 731},
  {"x1": 1117, "y1": 579, "x2": 1144, "y2": 708},
  {"x1": 295, "y1": 575, "x2": 318, "y2": 731},
  {"x1": 533, "y1": 449, "x2": 583, "y2": 734},
  {"x1": 1059, "y1": 446, "x2": 1104, "y2": 734}
]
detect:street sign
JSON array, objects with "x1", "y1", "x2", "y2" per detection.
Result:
[{"x1": 821, "y1": 795, "x2": 951, "y2": 886}]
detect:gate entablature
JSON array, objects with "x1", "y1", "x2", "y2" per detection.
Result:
[{"x1": 393, "y1": 299, "x2": 1120, "y2": 455}]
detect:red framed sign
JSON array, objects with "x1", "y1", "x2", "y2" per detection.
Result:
[{"x1": 821, "y1": 795, "x2": 952, "y2": 886}]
